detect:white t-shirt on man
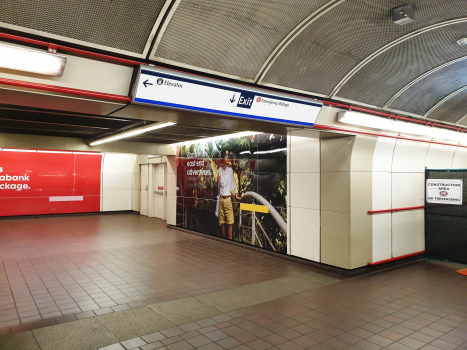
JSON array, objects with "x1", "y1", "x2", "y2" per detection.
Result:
[{"x1": 218, "y1": 166, "x2": 236, "y2": 196}]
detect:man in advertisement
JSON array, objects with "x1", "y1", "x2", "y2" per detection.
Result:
[{"x1": 217, "y1": 149, "x2": 241, "y2": 240}]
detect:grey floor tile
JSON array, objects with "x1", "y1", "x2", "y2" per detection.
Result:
[
  {"x1": 232, "y1": 281, "x2": 294, "y2": 302},
  {"x1": 149, "y1": 297, "x2": 221, "y2": 325},
  {"x1": 0, "y1": 331, "x2": 40, "y2": 350},
  {"x1": 97, "y1": 307, "x2": 174, "y2": 342},
  {"x1": 195, "y1": 290, "x2": 259, "y2": 313},
  {"x1": 268, "y1": 275, "x2": 325, "y2": 293},
  {"x1": 33, "y1": 317, "x2": 118, "y2": 350}
]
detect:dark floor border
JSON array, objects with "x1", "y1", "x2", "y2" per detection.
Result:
[
  {"x1": 168, "y1": 225, "x2": 425, "y2": 277},
  {"x1": 0, "y1": 210, "x2": 135, "y2": 221}
]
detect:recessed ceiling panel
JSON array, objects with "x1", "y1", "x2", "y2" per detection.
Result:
[
  {"x1": 125, "y1": 124, "x2": 233, "y2": 144},
  {"x1": 261, "y1": 0, "x2": 467, "y2": 96},
  {"x1": 336, "y1": 22, "x2": 467, "y2": 108},
  {"x1": 151, "y1": 0, "x2": 329, "y2": 80},
  {"x1": 0, "y1": 0, "x2": 168, "y2": 55},
  {"x1": 388, "y1": 59, "x2": 467, "y2": 116},
  {"x1": 427, "y1": 87, "x2": 467, "y2": 124}
]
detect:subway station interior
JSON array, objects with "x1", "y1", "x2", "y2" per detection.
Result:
[{"x1": 1, "y1": 1, "x2": 467, "y2": 350}]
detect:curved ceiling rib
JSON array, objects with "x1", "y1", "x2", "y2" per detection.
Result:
[
  {"x1": 424, "y1": 85, "x2": 467, "y2": 119},
  {"x1": 148, "y1": 0, "x2": 181, "y2": 59},
  {"x1": 254, "y1": 0, "x2": 345, "y2": 83},
  {"x1": 383, "y1": 56, "x2": 467, "y2": 110},
  {"x1": 456, "y1": 114, "x2": 467, "y2": 125},
  {"x1": 142, "y1": 0, "x2": 175, "y2": 58},
  {"x1": 330, "y1": 17, "x2": 467, "y2": 98}
]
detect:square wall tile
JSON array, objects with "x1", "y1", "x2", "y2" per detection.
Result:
[{"x1": 290, "y1": 207, "x2": 320, "y2": 262}]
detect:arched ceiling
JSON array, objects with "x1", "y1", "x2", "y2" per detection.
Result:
[{"x1": 1, "y1": 0, "x2": 467, "y2": 126}]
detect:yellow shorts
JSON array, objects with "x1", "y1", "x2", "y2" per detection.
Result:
[{"x1": 219, "y1": 197, "x2": 234, "y2": 225}]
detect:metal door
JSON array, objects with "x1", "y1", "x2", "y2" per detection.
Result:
[{"x1": 140, "y1": 164, "x2": 149, "y2": 216}]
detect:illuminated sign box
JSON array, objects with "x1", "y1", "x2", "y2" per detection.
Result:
[{"x1": 132, "y1": 66, "x2": 322, "y2": 127}]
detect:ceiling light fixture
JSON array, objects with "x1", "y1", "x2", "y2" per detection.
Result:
[
  {"x1": 175, "y1": 131, "x2": 261, "y2": 146},
  {"x1": 338, "y1": 111, "x2": 467, "y2": 143},
  {"x1": 457, "y1": 38, "x2": 467, "y2": 46},
  {"x1": 90, "y1": 122, "x2": 176, "y2": 146},
  {"x1": 0, "y1": 43, "x2": 67, "y2": 76}
]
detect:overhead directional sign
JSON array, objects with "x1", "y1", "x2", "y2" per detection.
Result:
[{"x1": 132, "y1": 66, "x2": 322, "y2": 126}]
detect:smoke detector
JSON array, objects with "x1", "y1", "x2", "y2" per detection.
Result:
[
  {"x1": 392, "y1": 4, "x2": 415, "y2": 25},
  {"x1": 457, "y1": 38, "x2": 467, "y2": 46}
]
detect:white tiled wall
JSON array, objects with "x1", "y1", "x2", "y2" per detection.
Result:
[
  {"x1": 289, "y1": 131, "x2": 320, "y2": 262},
  {"x1": 392, "y1": 210, "x2": 425, "y2": 256},
  {"x1": 371, "y1": 138, "x2": 396, "y2": 262},
  {"x1": 392, "y1": 139, "x2": 429, "y2": 173},
  {"x1": 370, "y1": 136, "x2": 464, "y2": 263},
  {"x1": 425, "y1": 144, "x2": 455, "y2": 170},
  {"x1": 451, "y1": 147, "x2": 467, "y2": 169},
  {"x1": 102, "y1": 153, "x2": 136, "y2": 211}
]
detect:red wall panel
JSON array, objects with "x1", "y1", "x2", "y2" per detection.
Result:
[{"x1": 0, "y1": 150, "x2": 102, "y2": 217}]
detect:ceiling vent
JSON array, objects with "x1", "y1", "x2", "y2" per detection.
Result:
[{"x1": 392, "y1": 4, "x2": 415, "y2": 25}]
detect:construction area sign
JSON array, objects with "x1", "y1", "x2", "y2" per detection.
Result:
[{"x1": 426, "y1": 179, "x2": 463, "y2": 205}]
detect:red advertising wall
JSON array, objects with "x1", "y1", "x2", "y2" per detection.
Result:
[{"x1": 0, "y1": 150, "x2": 102, "y2": 217}]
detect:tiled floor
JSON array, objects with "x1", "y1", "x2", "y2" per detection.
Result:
[
  {"x1": 0, "y1": 213, "x2": 325, "y2": 333},
  {"x1": 1, "y1": 213, "x2": 467, "y2": 350}
]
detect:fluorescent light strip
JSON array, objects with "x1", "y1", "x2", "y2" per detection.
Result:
[
  {"x1": 37, "y1": 150, "x2": 72, "y2": 154},
  {"x1": 90, "y1": 122, "x2": 176, "y2": 146},
  {"x1": 175, "y1": 131, "x2": 261, "y2": 146},
  {"x1": 338, "y1": 111, "x2": 467, "y2": 144},
  {"x1": 1, "y1": 148, "x2": 36, "y2": 152},
  {"x1": 72, "y1": 152, "x2": 102, "y2": 155},
  {"x1": 0, "y1": 43, "x2": 67, "y2": 76}
]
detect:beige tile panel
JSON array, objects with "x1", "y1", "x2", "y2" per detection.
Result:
[
  {"x1": 372, "y1": 137, "x2": 396, "y2": 172},
  {"x1": 350, "y1": 135, "x2": 378, "y2": 172},
  {"x1": 290, "y1": 207, "x2": 320, "y2": 262},
  {"x1": 131, "y1": 189, "x2": 140, "y2": 212},
  {"x1": 392, "y1": 172, "x2": 424, "y2": 208},
  {"x1": 321, "y1": 210, "x2": 350, "y2": 269},
  {"x1": 166, "y1": 194, "x2": 177, "y2": 225},
  {"x1": 321, "y1": 136, "x2": 354, "y2": 172},
  {"x1": 166, "y1": 173, "x2": 177, "y2": 196},
  {"x1": 372, "y1": 214, "x2": 392, "y2": 263},
  {"x1": 321, "y1": 172, "x2": 350, "y2": 213},
  {"x1": 290, "y1": 172, "x2": 320, "y2": 209},
  {"x1": 157, "y1": 144, "x2": 177, "y2": 156},
  {"x1": 290, "y1": 134, "x2": 320, "y2": 173},
  {"x1": 0, "y1": 133, "x2": 6, "y2": 147},
  {"x1": 372, "y1": 172, "x2": 391, "y2": 211},
  {"x1": 350, "y1": 172, "x2": 372, "y2": 269},
  {"x1": 167, "y1": 155, "x2": 177, "y2": 174}
]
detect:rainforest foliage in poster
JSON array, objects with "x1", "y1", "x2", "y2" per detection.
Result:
[{"x1": 176, "y1": 133, "x2": 287, "y2": 253}]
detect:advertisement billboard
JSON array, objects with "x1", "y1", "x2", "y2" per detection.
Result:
[
  {"x1": 176, "y1": 133, "x2": 287, "y2": 253},
  {"x1": 0, "y1": 150, "x2": 102, "y2": 217}
]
